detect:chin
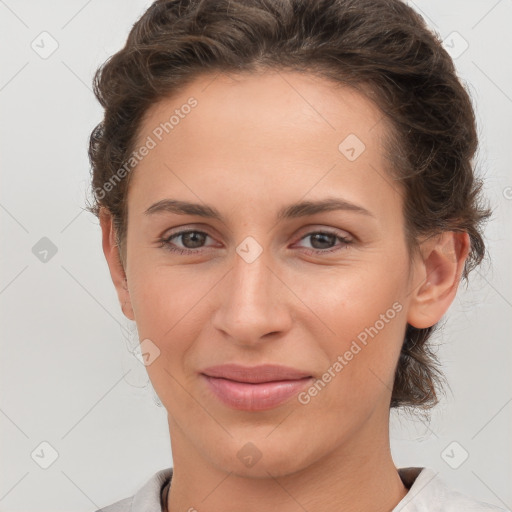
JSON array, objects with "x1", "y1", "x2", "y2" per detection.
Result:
[{"x1": 205, "y1": 431, "x2": 319, "y2": 479}]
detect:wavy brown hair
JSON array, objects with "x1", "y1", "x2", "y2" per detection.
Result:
[{"x1": 87, "y1": 0, "x2": 491, "y2": 410}]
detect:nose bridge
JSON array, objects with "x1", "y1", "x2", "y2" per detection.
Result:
[{"x1": 212, "y1": 244, "x2": 291, "y2": 343}]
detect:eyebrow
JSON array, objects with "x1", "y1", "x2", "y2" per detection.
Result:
[{"x1": 144, "y1": 197, "x2": 374, "y2": 221}]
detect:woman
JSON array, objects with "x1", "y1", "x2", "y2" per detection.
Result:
[{"x1": 88, "y1": 0, "x2": 507, "y2": 510}]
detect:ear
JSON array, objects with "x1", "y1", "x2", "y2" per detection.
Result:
[
  {"x1": 407, "y1": 231, "x2": 470, "y2": 329},
  {"x1": 99, "y1": 207, "x2": 135, "y2": 321}
]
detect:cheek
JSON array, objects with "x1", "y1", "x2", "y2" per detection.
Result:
[
  {"x1": 297, "y1": 298, "x2": 406, "y2": 426},
  {"x1": 126, "y1": 269, "x2": 206, "y2": 405},
  {"x1": 300, "y1": 256, "x2": 408, "y2": 400},
  {"x1": 126, "y1": 264, "x2": 219, "y2": 373},
  {"x1": 124, "y1": 272, "x2": 177, "y2": 369},
  {"x1": 127, "y1": 258, "x2": 203, "y2": 333}
]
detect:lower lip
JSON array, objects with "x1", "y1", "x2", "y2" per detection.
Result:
[{"x1": 201, "y1": 374, "x2": 313, "y2": 411}]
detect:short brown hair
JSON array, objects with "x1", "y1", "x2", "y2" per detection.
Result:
[{"x1": 87, "y1": 0, "x2": 491, "y2": 410}]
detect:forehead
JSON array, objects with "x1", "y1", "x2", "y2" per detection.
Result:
[
  {"x1": 128, "y1": 70, "x2": 398, "y2": 218},
  {"x1": 137, "y1": 70, "x2": 386, "y2": 149}
]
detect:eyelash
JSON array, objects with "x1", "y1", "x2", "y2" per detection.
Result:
[{"x1": 158, "y1": 229, "x2": 353, "y2": 256}]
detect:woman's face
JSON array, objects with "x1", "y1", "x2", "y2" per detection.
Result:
[{"x1": 107, "y1": 71, "x2": 435, "y2": 476}]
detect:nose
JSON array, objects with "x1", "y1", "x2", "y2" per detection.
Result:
[{"x1": 211, "y1": 248, "x2": 293, "y2": 347}]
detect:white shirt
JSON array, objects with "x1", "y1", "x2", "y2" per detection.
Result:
[{"x1": 95, "y1": 466, "x2": 510, "y2": 512}]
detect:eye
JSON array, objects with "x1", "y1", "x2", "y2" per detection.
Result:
[
  {"x1": 158, "y1": 228, "x2": 353, "y2": 256},
  {"x1": 158, "y1": 229, "x2": 216, "y2": 255},
  {"x1": 294, "y1": 230, "x2": 353, "y2": 255}
]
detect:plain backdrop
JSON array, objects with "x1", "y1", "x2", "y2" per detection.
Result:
[{"x1": 0, "y1": 1, "x2": 511, "y2": 511}]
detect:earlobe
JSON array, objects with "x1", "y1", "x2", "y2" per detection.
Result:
[
  {"x1": 407, "y1": 231, "x2": 470, "y2": 329},
  {"x1": 99, "y1": 207, "x2": 135, "y2": 321}
]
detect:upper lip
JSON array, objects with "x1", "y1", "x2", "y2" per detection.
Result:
[{"x1": 201, "y1": 364, "x2": 312, "y2": 383}]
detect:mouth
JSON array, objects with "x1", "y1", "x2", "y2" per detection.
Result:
[{"x1": 200, "y1": 364, "x2": 314, "y2": 411}]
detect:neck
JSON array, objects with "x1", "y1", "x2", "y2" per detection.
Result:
[{"x1": 166, "y1": 411, "x2": 408, "y2": 512}]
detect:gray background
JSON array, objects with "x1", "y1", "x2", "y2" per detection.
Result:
[{"x1": 0, "y1": 1, "x2": 511, "y2": 510}]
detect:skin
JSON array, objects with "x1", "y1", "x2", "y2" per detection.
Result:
[{"x1": 100, "y1": 71, "x2": 469, "y2": 512}]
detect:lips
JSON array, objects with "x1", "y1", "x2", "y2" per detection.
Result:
[
  {"x1": 200, "y1": 364, "x2": 313, "y2": 411},
  {"x1": 202, "y1": 363, "x2": 312, "y2": 383}
]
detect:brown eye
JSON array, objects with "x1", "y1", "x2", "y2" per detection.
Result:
[
  {"x1": 160, "y1": 230, "x2": 213, "y2": 254},
  {"x1": 176, "y1": 231, "x2": 208, "y2": 249},
  {"x1": 295, "y1": 230, "x2": 353, "y2": 255}
]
